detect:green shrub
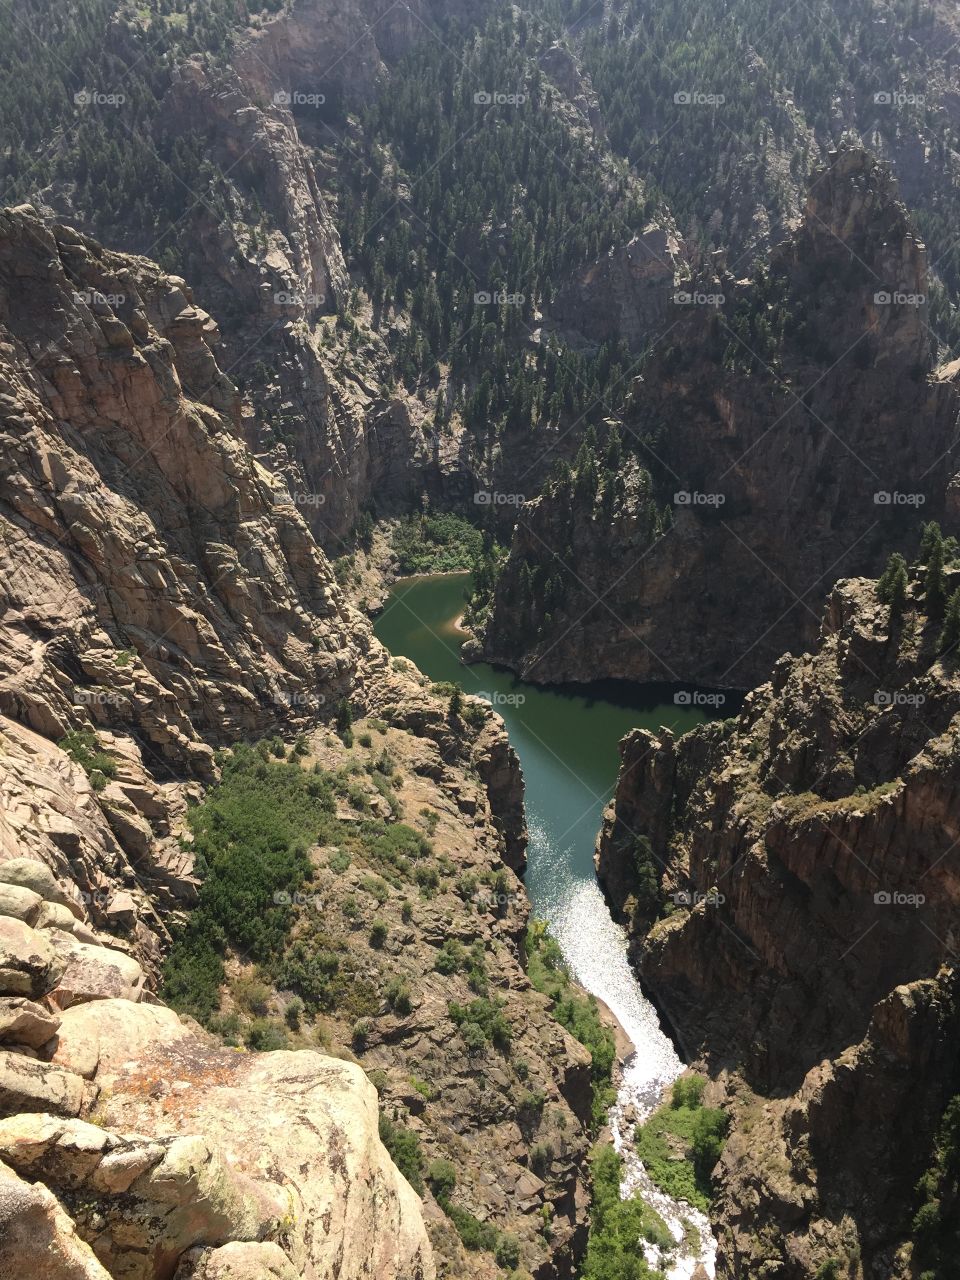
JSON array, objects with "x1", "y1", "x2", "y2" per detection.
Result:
[
  {"x1": 517, "y1": 1089, "x2": 546, "y2": 1125},
  {"x1": 245, "y1": 1018, "x2": 288, "y2": 1051},
  {"x1": 494, "y1": 1233, "x2": 521, "y2": 1269},
  {"x1": 526, "y1": 921, "x2": 615, "y2": 1128},
  {"x1": 462, "y1": 700, "x2": 487, "y2": 729},
  {"x1": 336, "y1": 699, "x2": 353, "y2": 739},
  {"x1": 161, "y1": 748, "x2": 335, "y2": 1023},
  {"x1": 672, "y1": 1074, "x2": 706, "y2": 1109},
  {"x1": 426, "y1": 1158, "x2": 457, "y2": 1199},
  {"x1": 579, "y1": 1143, "x2": 670, "y2": 1280},
  {"x1": 419, "y1": 808, "x2": 440, "y2": 834},
  {"x1": 440, "y1": 1200, "x2": 499, "y2": 1252},
  {"x1": 386, "y1": 976, "x2": 412, "y2": 1015},
  {"x1": 390, "y1": 511, "x2": 483, "y2": 574},
  {"x1": 435, "y1": 938, "x2": 465, "y2": 975},
  {"x1": 460, "y1": 1021, "x2": 488, "y2": 1053},
  {"x1": 634, "y1": 1076, "x2": 728, "y2": 1211},
  {"x1": 378, "y1": 1114, "x2": 424, "y2": 1194},
  {"x1": 448, "y1": 997, "x2": 512, "y2": 1052},
  {"x1": 275, "y1": 943, "x2": 341, "y2": 1011},
  {"x1": 59, "y1": 730, "x2": 118, "y2": 790},
  {"x1": 352, "y1": 1019, "x2": 371, "y2": 1051},
  {"x1": 692, "y1": 1105, "x2": 729, "y2": 1178},
  {"x1": 910, "y1": 1093, "x2": 960, "y2": 1273}
]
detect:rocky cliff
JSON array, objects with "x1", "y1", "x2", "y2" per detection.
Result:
[
  {"x1": 0, "y1": 204, "x2": 604, "y2": 1280},
  {"x1": 596, "y1": 566, "x2": 960, "y2": 1277},
  {"x1": 479, "y1": 148, "x2": 960, "y2": 691},
  {"x1": 0, "y1": 205, "x2": 366, "y2": 776}
]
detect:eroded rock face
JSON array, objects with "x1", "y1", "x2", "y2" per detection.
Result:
[
  {"x1": 0, "y1": 205, "x2": 368, "y2": 773},
  {"x1": 0, "y1": 1157, "x2": 111, "y2": 1279},
  {"x1": 481, "y1": 147, "x2": 960, "y2": 690},
  {"x1": 596, "y1": 572, "x2": 960, "y2": 1276},
  {"x1": 549, "y1": 226, "x2": 683, "y2": 351}
]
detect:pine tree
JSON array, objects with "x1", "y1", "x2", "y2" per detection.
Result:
[
  {"x1": 876, "y1": 552, "x2": 908, "y2": 616},
  {"x1": 940, "y1": 587, "x2": 960, "y2": 656},
  {"x1": 925, "y1": 534, "x2": 947, "y2": 619}
]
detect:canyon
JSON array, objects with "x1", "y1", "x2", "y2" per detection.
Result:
[{"x1": 2, "y1": 0, "x2": 960, "y2": 1278}]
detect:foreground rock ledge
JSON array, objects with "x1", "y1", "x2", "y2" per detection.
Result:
[{"x1": 0, "y1": 999, "x2": 434, "y2": 1280}]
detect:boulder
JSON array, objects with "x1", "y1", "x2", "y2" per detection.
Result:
[
  {"x1": 47, "y1": 938, "x2": 145, "y2": 1010},
  {"x1": 49, "y1": 1000, "x2": 188, "y2": 1081},
  {"x1": 34, "y1": 902, "x2": 80, "y2": 933},
  {"x1": 0, "y1": 997, "x2": 60, "y2": 1049},
  {"x1": 0, "y1": 1050, "x2": 89, "y2": 1117},
  {"x1": 174, "y1": 1242, "x2": 299, "y2": 1279},
  {"x1": 0, "y1": 883, "x2": 43, "y2": 925},
  {"x1": 0, "y1": 1116, "x2": 283, "y2": 1280},
  {"x1": 0, "y1": 860, "x2": 82, "y2": 919},
  {"x1": 0, "y1": 1115, "x2": 109, "y2": 1187},
  {"x1": 0, "y1": 1158, "x2": 111, "y2": 1278},
  {"x1": 0, "y1": 917, "x2": 64, "y2": 997},
  {"x1": 96, "y1": 1044, "x2": 436, "y2": 1280},
  {"x1": 103, "y1": 891, "x2": 137, "y2": 930}
]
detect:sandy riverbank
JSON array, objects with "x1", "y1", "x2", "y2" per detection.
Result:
[{"x1": 593, "y1": 990, "x2": 637, "y2": 1065}]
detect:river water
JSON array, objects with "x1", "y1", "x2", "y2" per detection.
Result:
[{"x1": 374, "y1": 572, "x2": 722, "y2": 1278}]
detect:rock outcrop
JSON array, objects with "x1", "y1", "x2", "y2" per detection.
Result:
[
  {"x1": 0, "y1": 205, "x2": 373, "y2": 776},
  {"x1": 596, "y1": 568, "x2": 960, "y2": 1276},
  {"x1": 0, "y1": 1001, "x2": 434, "y2": 1280},
  {"x1": 549, "y1": 226, "x2": 683, "y2": 351},
  {"x1": 0, "y1": 849, "x2": 435, "y2": 1278},
  {"x1": 480, "y1": 148, "x2": 960, "y2": 690}
]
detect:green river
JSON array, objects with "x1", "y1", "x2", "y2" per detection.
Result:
[{"x1": 375, "y1": 572, "x2": 730, "y2": 1277}]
